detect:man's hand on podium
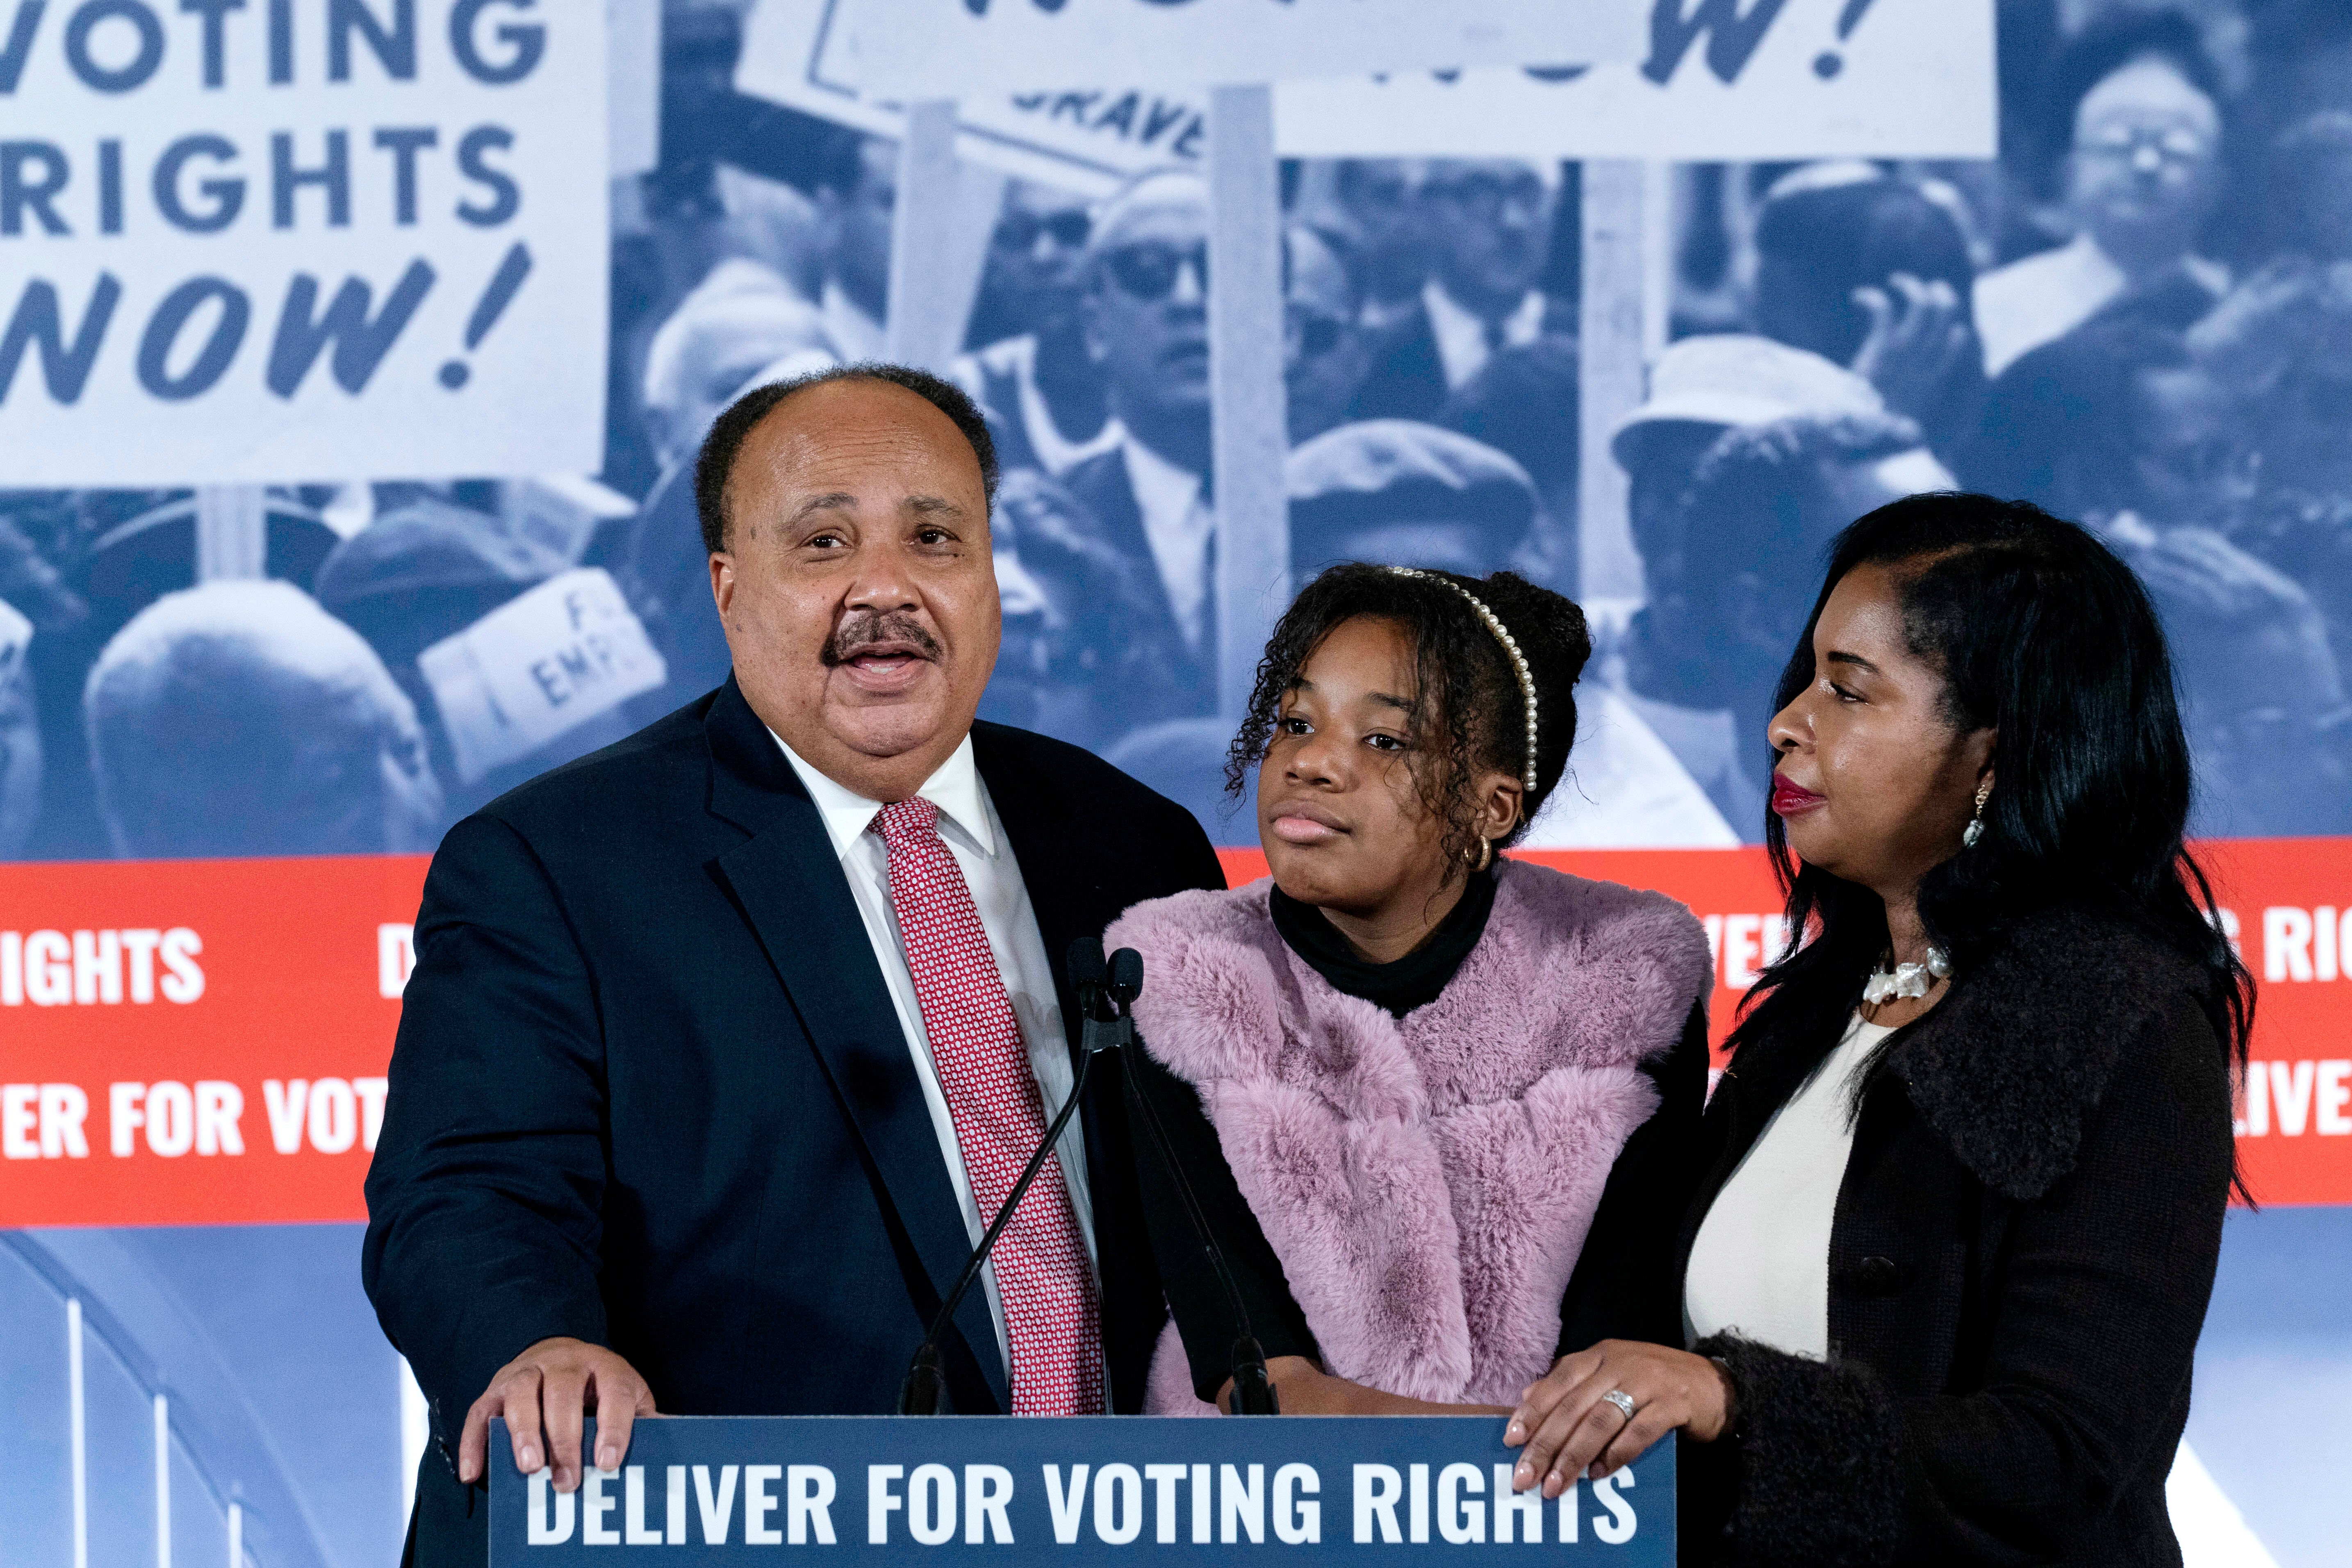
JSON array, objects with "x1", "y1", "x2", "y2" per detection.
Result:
[{"x1": 457, "y1": 1336, "x2": 660, "y2": 1493}]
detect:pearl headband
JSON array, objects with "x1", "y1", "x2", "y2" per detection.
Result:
[{"x1": 1384, "y1": 567, "x2": 1540, "y2": 796}]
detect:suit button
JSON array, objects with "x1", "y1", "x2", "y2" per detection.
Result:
[{"x1": 1853, "y1": 1255, "x2": 1901, "y2": 1295}]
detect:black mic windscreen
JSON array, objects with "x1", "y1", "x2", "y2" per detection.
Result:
[
  {"x1": 1110, "y1": 947, "x2": 1143, "y2": 1001},
  {"x1": 1068, "y1": 936, "x2": 1109, "y2": 989}
]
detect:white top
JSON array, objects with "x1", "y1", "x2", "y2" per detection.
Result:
[
  {"x1": 1118, "y1": 434, "x2": 1215, "y2": 652},
  {"x1": 771, "y1": 732, "x2": 1098, "y2": 1382},
  {"x1": 1422, "y1": 278, "x2": 1546, "y2": 392},
  {"x1": 1683, "y1": 1014, "x2": 1895, "y2": 1358}
]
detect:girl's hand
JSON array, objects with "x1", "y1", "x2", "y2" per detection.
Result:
[
  {"x1": 1219, "y1": 1356, "x2": 1508, "y2": 1416},
  {"x1": 1500, "y1": 1341, "x2": 1734, "y2": 1495}
]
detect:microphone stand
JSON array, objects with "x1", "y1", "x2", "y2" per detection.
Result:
[
  {"x1": 897, "y1": 1040, "x2": 1097, "y2": 1416},
  {"x1": 1120, "y1": 1058, "x2": 1281, "y2": 1413},
  {"x1": 895, "y1": 940, "x2": 1278, "y2": 1416},
  {"x1": 1090, "y1": 944, "x2": 1280, "y2": 1415}
]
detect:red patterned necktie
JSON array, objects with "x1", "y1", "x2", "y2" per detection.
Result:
[{"x1": 872, "y1": 797, "x2": 1103, "y2": 1416}]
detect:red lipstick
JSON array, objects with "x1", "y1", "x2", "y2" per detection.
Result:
[{"x1": 1770, "y1": 774, "x2": 1827, "y2": 816}]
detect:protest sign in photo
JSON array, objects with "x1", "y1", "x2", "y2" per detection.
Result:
[{"x1": 0, "y1": 0, "x2": 609, "y2": 485}]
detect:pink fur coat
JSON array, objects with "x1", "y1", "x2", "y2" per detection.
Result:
[{"x1": 1106, "y1": 860, "x2": 1709, "y2": 1413}]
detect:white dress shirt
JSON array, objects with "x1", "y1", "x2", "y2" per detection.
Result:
[
  {"x1": 1118, "y1": 433, "x2": 1214, "y2": 652},
  {"x1": 1423, "y1": 278, "x2": 1546, "y2": 392},
  {"x1": 771, "y1": 731, "x2": 1097, "y2": 1381},
  {"x1": 1683, "y1": 1014, "x2": 1894, "y2": 1358}
]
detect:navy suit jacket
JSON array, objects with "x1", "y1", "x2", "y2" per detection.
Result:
[
  {"x1": 1056, "y1": 448, "x2": 1216, "y2": 710},
  {"x1": 362, "y1": 678, "x2": 1226, "y2": 1568},
  {"x1": 1348, "y1": 300, "x2": 1451, "y2": 424}
]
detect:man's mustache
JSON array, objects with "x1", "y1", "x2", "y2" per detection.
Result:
[{"x1": 821, "y1": 611, "x2": 943, "y2": 666}]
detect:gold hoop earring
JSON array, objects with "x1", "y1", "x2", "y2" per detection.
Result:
[{"x1": 1469, "y1": 836, "x2": 1494, "y2": 873}]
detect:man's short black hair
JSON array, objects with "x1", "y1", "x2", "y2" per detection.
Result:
[{"x1": 692, "y1": 362, "x2": 1000, "y2": 555}]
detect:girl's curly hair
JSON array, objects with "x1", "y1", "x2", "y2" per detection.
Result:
[{"x1": 1225, "y1": 563, "x2": 1594, "y2": 874}]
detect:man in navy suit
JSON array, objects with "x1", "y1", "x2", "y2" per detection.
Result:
[
  {"x1": 1350, "y1": 159, "x2": 1571, "y2": 424},
  {"x1": 363, "y1": 365, "x2": 1225, "y2": 1567},
  {"x1": 1052, "y1": 172, "x2": 1221, "y2": 741}
]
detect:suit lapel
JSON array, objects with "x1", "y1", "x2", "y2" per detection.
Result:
[
  {"x1": 705, "y1": 681, "x2": 1010, "y2": 1413},
  {"x1": 1067, "y1": 450, "x2": 1197, "y2": 665}
]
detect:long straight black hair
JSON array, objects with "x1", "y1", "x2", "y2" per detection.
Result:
[{"x1": 1730, "y1": 494, "x2": 2253, "y2": 1136}]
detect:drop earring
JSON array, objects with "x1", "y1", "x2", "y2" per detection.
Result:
[{"x1": 1963, "y1": 780, "x2": 1991, "y2": 848}]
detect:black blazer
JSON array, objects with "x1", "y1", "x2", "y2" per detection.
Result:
[
  {"x1": 362, "y1": 679, "x2": 1225, "y2": 1568},
  {"x1": 1676, "y1": 910, "x2": 2235, "y2": 1567},
  {"x1": 1348, "y1": 301, "x2": 1450, "y2": 424},
  {"x1": 1347, "y1": 291, "x2": 1574, "y2": 425}
]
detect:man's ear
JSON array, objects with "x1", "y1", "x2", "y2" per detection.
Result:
[{"x1": 710, "y1": 553, "x2": 735, "y2": 620}]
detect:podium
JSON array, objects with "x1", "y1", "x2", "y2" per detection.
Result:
[{"x1": 490, "y1": 1416, "x2": 1672, "y2": 1563}]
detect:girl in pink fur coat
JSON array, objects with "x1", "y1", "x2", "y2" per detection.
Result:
[{"x1": 1106, "y1": 563, "x2": 1713, "y2": 1419}]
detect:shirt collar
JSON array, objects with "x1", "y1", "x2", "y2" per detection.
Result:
[
  {"x1": 1423, "y1": 279, "x2": 1546, "y2": 389},
  {"x1": 769, "y1": 730, "x2": 997, "y2": 861}
]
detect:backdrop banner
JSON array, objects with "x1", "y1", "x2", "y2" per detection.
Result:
[
  {"x1": 5, "y1": 844, "x2": 2346, "y2": 1227},
  {"x1": 5, "y1": 1, "x2": 2351, "y2": 1563},
  {"x1": 737, "y1": 0, "x2": 1214, "y2": 193},
  {"x1": 809, "y1": 0, "x2": 1646, "y2": 98}
]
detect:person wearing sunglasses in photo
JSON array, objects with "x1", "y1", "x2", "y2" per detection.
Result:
[
  {"x1": 1503, "y1": 494, "x2": 2248, "y2": 1568},
  {"x1": 952, "y1": 181, "x2": 1120, "y2": 479},
  {"x1": 1050, "y1": 171, "x2": 1223, "y2": 749}
]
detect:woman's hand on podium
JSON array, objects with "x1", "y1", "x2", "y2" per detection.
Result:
[
  {"x1": 458, "y1": 1336, "x2": 660, "y2": 1493},
  {"x1": 1502, "y1": 1341, "x2": 1733, "y2": 1496}
]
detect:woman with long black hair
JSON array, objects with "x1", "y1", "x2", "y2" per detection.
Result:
[{"x1": 1503, "y1": 492, "x2": 2251, "y2": 1566}]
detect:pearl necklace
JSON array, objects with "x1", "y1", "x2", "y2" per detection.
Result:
[{"x1": 1862, "y1": 946, "x2": 1951, "y2": 1005}]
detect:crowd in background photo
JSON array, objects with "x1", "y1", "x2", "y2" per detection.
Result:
[{"x1": 5, "y1": 0, "x2": 2352, "y2": 862}]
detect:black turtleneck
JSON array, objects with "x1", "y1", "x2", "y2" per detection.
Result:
[{"x1": 1268, "y1": 867, "x2": 1498, "y2": 1018}]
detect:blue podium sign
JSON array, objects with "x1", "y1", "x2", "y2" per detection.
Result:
[{"x1": 489, "y1": 1418, "x2": 1672, "y2": 1566}]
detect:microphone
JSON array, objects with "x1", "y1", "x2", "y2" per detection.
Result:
[
  {"x1": 1070, "y1": 938, "x2": 1281, "y2": 1416},
  {"x1": 896, "y1": 953, "x2": 1109, "y2": 1416}
]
